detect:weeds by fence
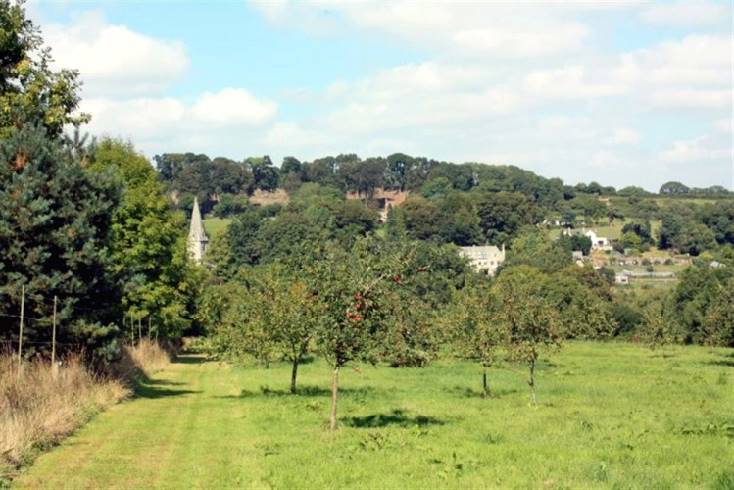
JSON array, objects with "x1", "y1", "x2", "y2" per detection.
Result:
[{"x1": 0, "y1": 339, "x2": 174, "y2": 481}]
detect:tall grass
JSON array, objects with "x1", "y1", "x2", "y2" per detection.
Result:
[
  {"x1": 0, "y1": 339, "x2": 172, "y2": 478},
  {"x1": 124, "y1": 338, "x2": 173, "y2": 376}
]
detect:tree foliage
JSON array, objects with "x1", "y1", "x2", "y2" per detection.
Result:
[
  {"x1": 0, "y1": 0, "x2": 88, "y2": 139},
  {"x1": 89, "y1": 139, "x2": 196, "y2": 339},
  {"x1": 491, "y1": 266, "x2": 564, "y2": 405},
  {"x1": 0, "y1": 126, "x2": 120, "y2": 360},
  {"x1": 477, "y1": 192, "x2": 540, "y2": 246},
  {"x1": 449, "y1": 281, "x2": 502, "y2": 397},
  {"x1": 703, "y1": 278, "x2": 734, "y2": 347}
]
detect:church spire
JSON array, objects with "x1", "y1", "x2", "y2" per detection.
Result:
[{"x1": 187, "y1": 197, "x2": 208, "y2": 264}]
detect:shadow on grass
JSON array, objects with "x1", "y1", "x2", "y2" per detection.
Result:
[
  {"x1": 133, "y1": 372, "x2": 200, "y2": 399},
  {"x1": 343, "y1": 409, "x2": 445, "y2": 428},
  {"x1": 706, "y1": 359, "x2": 734, "y2": 368},
  {"x1": 134, "y1": 382, "x2": 201, "y2": 399},
  {"x1": 142, "y1": 378, "x2": 186, "y2": 386},
  {"x1": 173, "y1": 355, "x2": 208, "y2": 365},
  {"x1": 217, "y1": 385, "x2": 377, "y2": 400},
  {"x1": 447, "y1": 385, "x2": 518, "y2": 399}
]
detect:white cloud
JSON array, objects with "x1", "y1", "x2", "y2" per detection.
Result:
[
  {"x1": 82, "y1": 97, "x2": 185, "y2": 136},
  {"x1": 81, "y1": 89, "x2": 277, "y2": 153},
  {"x1": 450, "y1": 21, "x2": 589, "y2": 58},
  {"x1": 714, "y1": 118, "x2": 733, "y2": 133},
  {"x1": 264, "y1": 122, "x2": 327, "y2": 148},
  {"x1": 523, "y1": 66, "x2": 626, "y2": 99},
  {"x1": 608, "y1": 127, "x2": 641, "y2": 145},
  {"x1": 318, "y1": 62, "x2": 518, "y2": 134},
  {"x1": 649, "y1": 89, "x2": 732, "y2": 110},
  {"x1": 191, "y1": 88, "x2": 277, "y2": 126},
  {"x1": 251, "y1": 1, "x2": 592, "y2": 58},
  {"x1": 615, "y1": 34, "x2": 732, "y2": 111},
  {"x1": 661, "y1": 135, "x2": 733, "y2": 162},
  {"x1": 42, "y1": 11, "x2": 276, "y2": 154},
  {"x1": 44, "y1": 11, "x2": 188, "y2": 97},
  {"x1": 640, "y1": 1, "x2": 730, "y2": 26},
  {"x1": 617, "y1": 35, "x2": 731, "y2": 87}
]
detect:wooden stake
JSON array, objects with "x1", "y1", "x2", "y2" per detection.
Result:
[
  {"x1": 17, "y1": 285, "x2": 25, "y2": 377},
  {"x1": 138, "y1": 317, "x2": 142, "y2": 344},
  {"x1": 51, "y1": 296, "x2": 58, "y2": 377}
]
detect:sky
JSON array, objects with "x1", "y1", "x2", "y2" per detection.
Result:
[{"x1": 30, "y1": 0, "x2": 733, "y2": 191}]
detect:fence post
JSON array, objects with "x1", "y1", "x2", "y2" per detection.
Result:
[
  {"x1": 17, "y1": 285, "x2": 25, "y2": 378},
  {"x1": 138, "y1": 317, "x2": 142, "y2": 345},
  {"x1": 51, "y1": 295, "x2": 58, "y2": 378}
]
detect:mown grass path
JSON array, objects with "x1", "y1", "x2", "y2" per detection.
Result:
[{"x1": 14, "y1": 343, "x2": 734, "y2": 489}]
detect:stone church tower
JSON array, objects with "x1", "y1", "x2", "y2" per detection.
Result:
[{"x1": 187, "y1": 197, "x2": 208, "y2": 264}]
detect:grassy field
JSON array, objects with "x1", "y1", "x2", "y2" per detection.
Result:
[
  {"x1": 202, "y1": 217, "x2": 231, "y2": 238},
  {"x1": 547, "y1": 219, "x2": 663, "y2": 242},
  {"x1": 547, "y1": 221, "x2": 626, "y2": 240},
  {"x1": 14, "y1": 342, "x2": 734, "y2": 489}
]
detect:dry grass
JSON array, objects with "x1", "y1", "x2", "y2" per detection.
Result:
[
  {"x1": 126, "y1": 339, "x2": 172, "y2": 374},
  {"x1": 0, "y1": 339, "x2": 173, "y2": 480}
]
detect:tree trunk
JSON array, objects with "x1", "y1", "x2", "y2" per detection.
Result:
[
  {"x1": 290, "y1": 358, "x2": 299, "y2": 394},
  {"x1": 482, "y1": 367, "x2": 490, "y2": 398},
  {"x1": 528, "y1": 358, "x2": 537, "y2": 406},
  {"x1": 329, "y1": 366, "x2": 340, "y2": 431}
]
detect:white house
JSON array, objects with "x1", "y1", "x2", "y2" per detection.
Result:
[
  {"x1": 584, "y1": 229, "x2": 611, "y2": 251},
  {"x1": 614, "y1": 273, "x2": 630, "y2": 285},
  {"x1": 459, "y1": 245, "x2": 506, "y2": 276}
]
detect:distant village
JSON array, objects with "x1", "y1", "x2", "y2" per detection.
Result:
[{"x1": 188, "y1": 188, "x2": 721, "y2": 285}]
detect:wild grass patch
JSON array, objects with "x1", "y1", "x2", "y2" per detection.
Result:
[{"x1": 0, "y1": 339, "x2": 172, "y2": 482}]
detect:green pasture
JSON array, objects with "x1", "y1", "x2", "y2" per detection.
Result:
[
  {"x1": 15, "y1": 342, "x2": 734, "y2": 489},
  {"x1": 202, "y1": 218, "x2": 231, "y2": 238}
]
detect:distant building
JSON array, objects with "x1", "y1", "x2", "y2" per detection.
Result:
[
  {"x1": 459, "y1": 244, "x2": 506, "y2": 276},
  {"x1": 561, "y1": 227, "x2": 611, "y2": 251},
  {"x1": 249, "y1": 188, "x2": 289, "y2": 207},
  {"x1": 187, "y1": 197, "x2": 208, "y2": 264},
  {"x1": 584, "y1": 229, "x2": 611, "y2": 251},
  {"x1": 346, "y1": 188, "x2": 409, "y2": 222},
  {"x1": 614, "y1": 273, "x2": 630, "y2": 285}
]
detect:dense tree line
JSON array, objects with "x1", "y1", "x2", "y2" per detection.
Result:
[
  {"x1": 155, "y1": 147, "x2": 733, "y2": 257},
  {"x1": 0, "y1": 4, "x2": 196, "y2": 362}
]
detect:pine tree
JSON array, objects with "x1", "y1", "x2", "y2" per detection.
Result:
[{"x1": 0, "y1": 125, "x2": 121, "y2": 359}]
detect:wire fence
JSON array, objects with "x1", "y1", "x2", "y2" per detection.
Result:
[
  {"x1": 0, "y1": 339, "x2": 81, "y2": 346},
  {"x1": 2, "y1": 289, "x2": 157, "y2": 366}
]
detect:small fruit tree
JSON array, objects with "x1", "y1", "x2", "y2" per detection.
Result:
[
  {"x1": 449, "y1": 280, "x2": 502, "y2": 398},
  {"x1": 491, "y1": 266, "x2": 563, "y2": 405},
  {"x1": 310, "y1": 237, "x2": 411, "y2": 430}
]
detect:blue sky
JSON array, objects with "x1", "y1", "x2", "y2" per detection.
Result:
[{"x1": 33, "y1": 1, "x2": 733, "y2": 191}]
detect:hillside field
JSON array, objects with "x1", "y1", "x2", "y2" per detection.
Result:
[
  {"x1": 14, "y1": 342, "x2": 734, "y2": 489},
  {"x1": 202, "y1": 218, "x2": 231, "y2": 238}
]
